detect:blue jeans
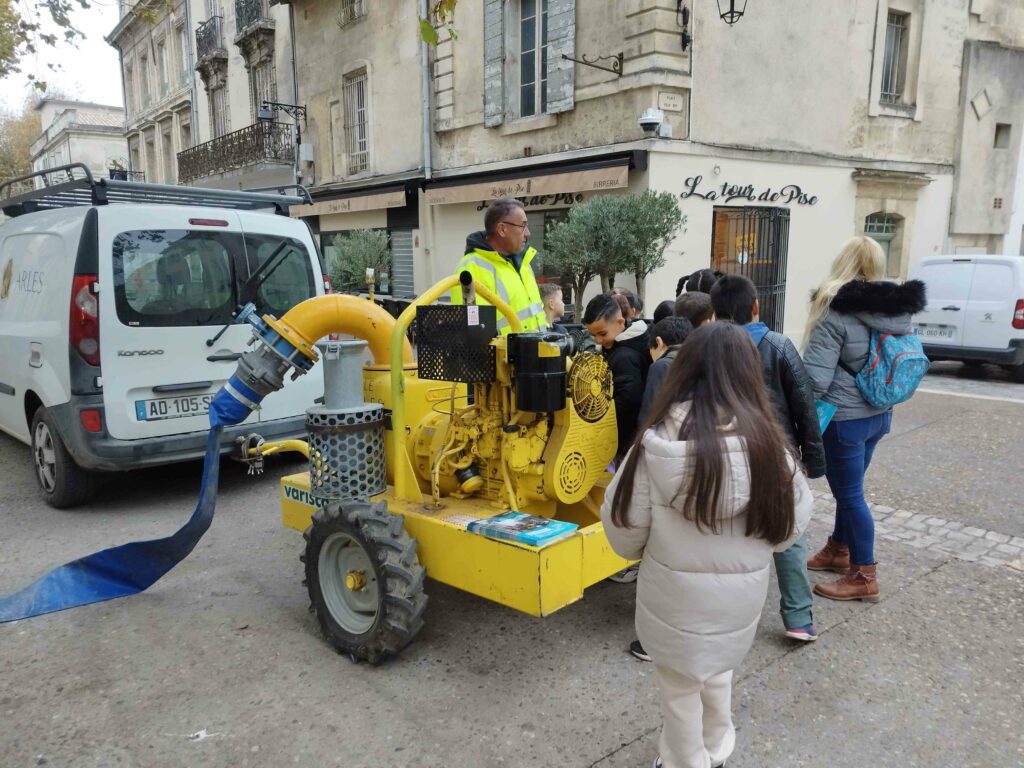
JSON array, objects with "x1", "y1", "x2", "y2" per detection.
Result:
[
  {"x1": 822, "y1": 411, "x2": 892, "y2": 565},
  {"x1": 773, "y1": 533, "x2": 812, "y2": 630}
]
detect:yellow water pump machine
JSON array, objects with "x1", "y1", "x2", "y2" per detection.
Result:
[{"x1": 243, "y1": 272, "x2": 630, "y2": 663}]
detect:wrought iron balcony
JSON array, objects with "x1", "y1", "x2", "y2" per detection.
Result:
[
  {"x1": 196, "y1": 16, "x2": 226, "y2": 61},
  {"x1": 236, "y1": 0, "x2": 271, "y2": 34},
  {"x1": 177, "y1": 121, "x2": 294, "y2": 184}
]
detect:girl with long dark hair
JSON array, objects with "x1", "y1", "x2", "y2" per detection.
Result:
[{"x1": 601, "y1": 322, "x2": 813, "y2": 768}]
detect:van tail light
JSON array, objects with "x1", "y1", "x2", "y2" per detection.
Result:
[
  {"x1": 322, "y1": 273, "x2": 333, "y2": 294},
  {"x1": 1014, "y1": 300, "x2": 1024, "y2": 330},
  {"x1": 70, "y1": 274, "x2": 100, "y2": 366},
  {"x1": 80, "y1": 409, "x2": 102, "y2": 433}
]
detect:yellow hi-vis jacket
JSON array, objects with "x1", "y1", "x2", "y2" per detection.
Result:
[{"x1": 451, "y1": 238, "x2": 549, "y2": 334}]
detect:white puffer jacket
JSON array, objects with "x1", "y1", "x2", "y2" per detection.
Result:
[{"x1": 600, "y1": 403, "x2": 813, "y2": 681}]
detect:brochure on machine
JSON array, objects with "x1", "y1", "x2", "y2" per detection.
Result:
[{"x1": 455, "y1": 511, "x2": 579, "y2": 547}]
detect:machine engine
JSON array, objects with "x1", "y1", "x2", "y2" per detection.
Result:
[{"x1": 409, "y1": 307, "x2": 617, "y2": 517}]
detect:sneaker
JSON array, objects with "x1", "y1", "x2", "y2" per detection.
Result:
[
  {"x1": 607, "y1": 563, "x2": 639, "y2": 583},
  {"x1": 630, "y1": 639, "x2": 652, "y2": 662},
  {"x1": 784, "y1": 624, "x2": 819, "y2": 642}
]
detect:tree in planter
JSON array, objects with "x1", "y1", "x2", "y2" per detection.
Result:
[
  {"x1": 544, "y1": 196, "x2": 631, "y2": 320},
  {"x1": 325, "y1": 229, "x2": 392, "y2": 293},
  {"x1": 623, "y1": 191, "x2": 685, "y2": 303}
]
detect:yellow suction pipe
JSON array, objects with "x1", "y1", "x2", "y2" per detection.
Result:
[
  {"x1": 390, "y1": 274, "x2": 522, "y2": 501},
  {"x1": 267, "y1": 294, "x2": 415, "y2": 368}
]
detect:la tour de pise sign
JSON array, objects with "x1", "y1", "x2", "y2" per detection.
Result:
[{"x1": 681, "y1": 175, "x2": 819, "y2": 206}]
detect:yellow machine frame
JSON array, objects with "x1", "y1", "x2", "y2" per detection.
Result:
[{"x1": 269, "y1": 274, "x2": 631, "y2": 618}]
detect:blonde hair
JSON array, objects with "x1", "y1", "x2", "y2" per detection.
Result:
[{"x1": 803, "y1": 236, "x2": 886, "y2": 348}]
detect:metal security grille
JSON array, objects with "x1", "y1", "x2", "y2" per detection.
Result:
[
  {"x1": 390, "y1": 228, "x2": 415, "y2": 298},
  {"x1": 711, "y1": 207, "x2": 790, "y2": 333},
  {"x1": 881, "y1": 12, "x2": 907, "y2": 104},
  {"x1": 338, "y1": 0, "x2": 365, "y2": 26},
  {"x1": 344, "y1": 70, "x2": 369, "y2": 174}
]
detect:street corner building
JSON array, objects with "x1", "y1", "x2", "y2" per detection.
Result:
[{"x1": 108, "y1": 0, "x2": 1024, "y2": 341}]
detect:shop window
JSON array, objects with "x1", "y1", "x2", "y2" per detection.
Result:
[
  {"x1": 864, "y1": 212, "x2": 904, "y2": 278},
  {"x1": 344, "y1": 69, "x2": 370, "y2": 174},
  {"x1": 711, "y1": 207, "x2": 791, "y2": 332},
  {"x1": 528, "y1": 209, "x2": 575, "y2": 319}
]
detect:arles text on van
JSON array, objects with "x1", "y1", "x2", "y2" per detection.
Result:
[{"x1": 1, "y1": 260, "x2": 45, "y2": 298}]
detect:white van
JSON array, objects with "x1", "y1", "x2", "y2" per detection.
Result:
[
  {"x1": 909, "y1": 255, "x2": 1024, "y2": 382},
  {"x1": 0, "y1": 166, "x2": 327, "y2": 507}
]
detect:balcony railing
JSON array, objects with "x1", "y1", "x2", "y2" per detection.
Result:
[
  {"x1": 177, "y1": 121, "x2": 294, "y2": 184},
  {"x1": 196, "y1": 16, "x2": 226, "y2": 61},
  {"x1": 236, "y1": 0, "x2": 271, "y2": 33}
]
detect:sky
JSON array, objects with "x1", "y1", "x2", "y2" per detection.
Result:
[{"x1": 0, "y1": 4, "x2": 123, "y2": 112}]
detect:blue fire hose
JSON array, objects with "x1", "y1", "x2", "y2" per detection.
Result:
[{"x1": 0, "y1": 376, "x2": 267, "y2": 623}]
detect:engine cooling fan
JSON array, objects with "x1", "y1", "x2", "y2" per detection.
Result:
[{"x1": 567, "y1": 352, "x2": 612, "y2": 423}]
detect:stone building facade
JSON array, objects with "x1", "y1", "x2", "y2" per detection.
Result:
[
  {"x1": 264, "y1": 1, "x2": 1024, "y2": 335},
  {"x1": 30, "y1": 100, "x2": 128, "y2": 184},
  {"x1": 107, "y1": 0, "x2": 298, "y2": 190}
]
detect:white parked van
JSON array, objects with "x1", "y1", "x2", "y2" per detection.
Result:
[
  {"x1": 909, "y1": 255, "x2": 1024, "y2": 382},
  {"x1": 0, "y1": 166, "x2": 327, "y2": 507}
]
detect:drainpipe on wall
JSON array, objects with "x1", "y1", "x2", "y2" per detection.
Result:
[
  {"x1": 420, "y1": 0, "x2": 435, "y2": 287},
  {"x1": 288, "y1": 2, "x2": 303, "y2": 184},
  {"x1": 420, "y1": 0, "x2": 432, "y2": 181},
  {"x1": 183, "y1": 0, "x2": 198, "y2": 157},
  {"x1": 115, "y1": 43, "x2": 131, "y2": 174}
]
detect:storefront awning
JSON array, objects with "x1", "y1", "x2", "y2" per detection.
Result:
[
  {"x1": 424, "y1": 161, "x2": 631, "y2": 206},
  {"x1": 290, "y1": 188, "x2": 407, "y2": 218}
]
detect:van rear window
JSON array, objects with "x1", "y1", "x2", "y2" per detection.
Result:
[{"x1": 112, "y1": 230, "x2": 315, "y2": 327}]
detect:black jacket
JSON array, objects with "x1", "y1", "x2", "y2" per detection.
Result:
[
  {"x1": 749, "y1": 326, "x2": 826, "y2": 479},
  {"x1": 638, "y1": 345, "x2": 681, "y2": 427},
  {"x1": 606, "y1": 320, "x2": 652, "y2": 460}
]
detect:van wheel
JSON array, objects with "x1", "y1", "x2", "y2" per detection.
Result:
[
  {"x1": 31, "y1": 407, "x2": 98, "y2": 509},
  {"x1": 1011, "y1": 364, "x2": 1024, "y2": 384},
  {"x1": 303, "y1": 500, "x2": 427, "y2": 664}
]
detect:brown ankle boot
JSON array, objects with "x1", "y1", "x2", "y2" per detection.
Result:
[
  {"x1": 807, "y1": 537, "x2": 850, "y2": 573},
  {"x1": 813, "y1": 564, "x2": 880, "y2": 602}
]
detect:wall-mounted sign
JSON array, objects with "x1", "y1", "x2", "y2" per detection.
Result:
[
  {"x1": 290, "y1": 189, "x2": 406, "y2": 218},
  {"x1": 681, "y1": 175, "x2": 819, "y2": 206},
  {"x1": 658, "y1": 92, "x2": 685, "y2": 113},
  {"x1": 426, "y1": 164, "x2": 629, "y2": 206},
  {"x1": 475, "y1": 192, "x2": 585, "y2": 211}
]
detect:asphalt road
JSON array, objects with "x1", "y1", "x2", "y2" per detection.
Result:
[{"x1": 1, "y1": 364, "x2": 1021, "y2": 768}]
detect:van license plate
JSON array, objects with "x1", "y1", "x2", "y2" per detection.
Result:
[
  {"x1": 135, "y1": 394, "x2": 213, "y2": 421},
  {"x1": 914, "y1": 325, "x2": 955, "y2": 340}
]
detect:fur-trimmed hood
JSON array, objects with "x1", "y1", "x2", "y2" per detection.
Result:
[{"x1": 829, "y1": 279, "x2": 926, "y2": 316}]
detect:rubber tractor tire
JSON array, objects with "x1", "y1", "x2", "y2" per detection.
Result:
[
  {"x1": 31, "y1": 406, "x2": 99, "y2": 509},
  {"x1": 303, "y1": 499, "x2": 427, "y2": 664}
]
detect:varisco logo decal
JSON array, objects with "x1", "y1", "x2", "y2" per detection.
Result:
[
  {"x1": 1, "y1": 259, "x2": 11, "y2": 300},
  {"x1": 284, "y1": 485, "x2": 328, "y2": 509},
  {"x1": 117, "y1": 349, "x2": 165, "y2": 357}
]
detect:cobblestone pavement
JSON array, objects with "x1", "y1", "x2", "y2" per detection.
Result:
[{"x1": 811, "y1": 490, "x2": 1024, "y2": 572}]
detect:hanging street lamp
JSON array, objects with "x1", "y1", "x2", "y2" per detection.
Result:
[{"x1": 716, "y1": 0, "x2": 748, "y2": 25}]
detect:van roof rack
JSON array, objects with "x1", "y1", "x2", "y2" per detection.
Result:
[{"x1": 0, "y1": 163, "x2": 310, "y2": 218}]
